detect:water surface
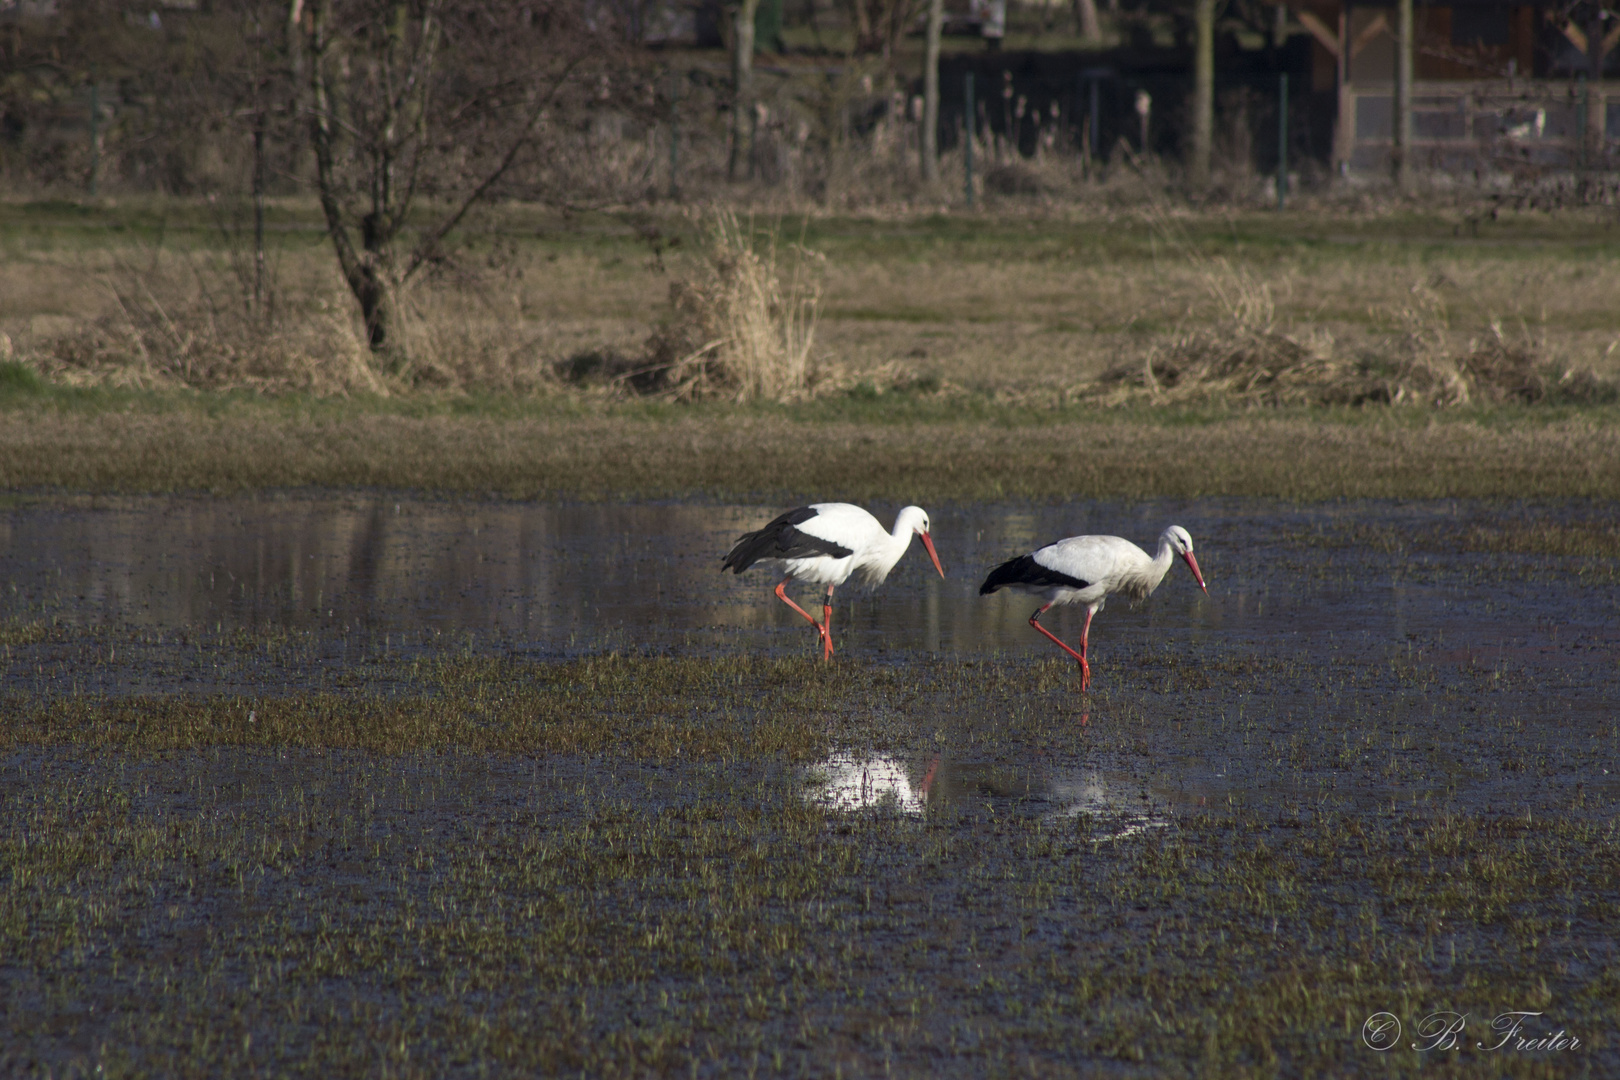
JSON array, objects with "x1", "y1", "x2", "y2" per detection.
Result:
[{"x1": 3, "y1": 494, "x2": 1613, "y2": 668}]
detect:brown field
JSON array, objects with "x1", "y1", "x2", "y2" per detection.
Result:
[
  {"x1": 3, "y1": 200, "x2": 1618, "y2": 396},
  {"x1": 0, "y1": 200, "x2": 1616, "y2": 502}
]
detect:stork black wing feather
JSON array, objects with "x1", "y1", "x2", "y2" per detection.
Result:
[
  {"x1": 979, "y1": 554, "x2": 1091, "y2": 595},
  {"x1": 723, "y1": 507, "x2": 855, "y2": 573}
]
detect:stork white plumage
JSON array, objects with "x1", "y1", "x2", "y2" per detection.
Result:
[
  {"x1": 723, "y1": 503, "x2": 945, "y2": 659},
  {"x1": 979, "y1": 525, "x2": 1207, "y2": 690}
]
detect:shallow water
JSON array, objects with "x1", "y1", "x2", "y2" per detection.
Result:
[
  {"x1": 2, "y1": 493, "x2": 1614, "y2": 668},
  {"x1": 4, "y1": 494, "x2": 1618, "y2": 1076}
]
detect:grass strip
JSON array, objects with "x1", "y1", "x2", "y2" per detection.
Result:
[
  {"x1": 1, "y1": 656, "x2": 841, "y2": 759},
  {"x1": 3, "y1": 400, "x2": 1619, "y2": 500}
]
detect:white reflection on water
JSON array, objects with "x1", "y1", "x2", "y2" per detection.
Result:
[
  {"x1": 806, "y1": 753, "x2": 931, "y2": 815},
  {"x1": 804, "y1": 753, "x2": 1176, "y2": 840},
  {"x1": 1043, "y1": 772, "x2": 1174, "y2": 840}
]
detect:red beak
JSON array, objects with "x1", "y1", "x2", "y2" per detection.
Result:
[
  {"x1": 1183, "y1": 551, "x2": 1208, "y2": 593},
  {"x1": 919, "y1": 530, "x2": 945, "y2": 578}
]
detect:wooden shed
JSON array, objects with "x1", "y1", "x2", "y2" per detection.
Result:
[{"x1": 1282, "y1": 0, "x2": 1618, "y2": 173}]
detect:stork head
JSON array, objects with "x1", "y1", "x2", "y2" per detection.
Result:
[
  {"x1": 1165, "y1": 525, "x2": 1207, "y2": 593},
  {"x1": 898, "y1": 505, "x2": 946, "y2": 578}
]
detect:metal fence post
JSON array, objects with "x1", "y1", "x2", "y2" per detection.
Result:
[
  {"x1": 88, "y1": 69, "x2": 101, "y2": 198},
  {"x1": 1277, "y1": 72, "x2": 1288, "y2": 209},
  {"x1": 669, "y1": 71, "x2": 680, "y2": 200},
  {"x1": 964, "y1": 72, "x2": 975, "y2": 207},
  {"x1": 1576, "y1": 72, "x2": 1588, "y2": 173},
  {"x1": 1089, "y1": 75, "x2": 1100, "y2": 159}
]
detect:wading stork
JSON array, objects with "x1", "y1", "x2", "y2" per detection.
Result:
[
  {"x1": 723, "y1": 503, "x2": 945, "y2": 659},
  {"x1": 980, "y1": 525, "x2": 1207, "y2": 690}
]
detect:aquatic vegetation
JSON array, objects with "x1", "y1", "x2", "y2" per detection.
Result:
[{"x1": 1, "y1": 495, "x2": 1615, "y2": 1075}]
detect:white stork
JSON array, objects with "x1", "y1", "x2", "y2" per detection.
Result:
[
  {"x1": 980, "y1": 525, "x2": 1207, "y2": 690},
  {"x1": 723, "y1": 503, "x2": 945, "y2": 659}
]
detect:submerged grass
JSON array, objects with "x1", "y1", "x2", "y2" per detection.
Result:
[
  {"x1": 5, "y1": 656, "x2": 833, "y2": 759},
  {"x1": 2, "y1": 625, "x2": 1616, "y2": 1077}
]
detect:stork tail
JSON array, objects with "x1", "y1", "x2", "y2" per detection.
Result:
[{"x1": 979, "y1": 553, "x2": 1091, "y2": 595}]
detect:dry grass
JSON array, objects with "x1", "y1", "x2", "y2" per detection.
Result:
[
  {"x1": 4, "y1": 203, "x2": 1620, "y2": 407},
  {"x1": 1082, "y1": 308, "x2": 1616, "y2": 409},
  {"x1": 559, "y1": 213, "x2": 828, "y2": 402},
  {"x1": 1078, "y1": 249, "x2": 1618, "y2": 408},
  {"x1": 8, "y1": 245, "x2": 387, "y2": 396}
]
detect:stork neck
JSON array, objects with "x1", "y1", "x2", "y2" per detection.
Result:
[
  {"x1": 881, "y1": 521, "x2": 914, "y2": 567},
  {"x1": 1149, "y1": 534, "x2": 1178, "y2": 584},
  {"x1": 871, "y1": 509, "x2": 923, "y2": 575},
  {"x1": 889, "y1": 508, "x2": 925, "y2": 549}
]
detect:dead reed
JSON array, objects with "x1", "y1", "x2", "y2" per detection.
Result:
[
  {"x1": 558, "y1": 213, "x2": 826, "y2": 403},
  {"x1": 1080, "y1": 249, "x2": 1618, "y2": 408}
]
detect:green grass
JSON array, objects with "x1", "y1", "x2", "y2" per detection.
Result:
[{"x1": 0, "y1": 387, "x2": 1617, "y2": 501}]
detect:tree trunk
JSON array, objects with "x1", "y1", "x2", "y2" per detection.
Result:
[
  {"x1": 729, "y1": 0, "x2": 761, "y2": 182},
  {"x1": 302, "y1": 0, "x2": 421, "y2": 371},
  {"x1": 1073, "y1": 0, "x2": 1101, "y2": 43},
  {"x1": 1586, "y1": 16, "x2": 1607, "y2": 166},
  {"x1": 1393, "y1": 0, "x2": 1413, "y2": 190},
  {"x1": 922, "y1": 0, "x2": 942, "y2": 182},
  {"x1": 1189, "y1": 0, "x2": 1214, "y2": 190},
  {"x1": 847, "y1": 0, "x2": 874, "y2": 52},
  {"x1": 358, "y1": 213, "x2": 401, "y2": 356}
]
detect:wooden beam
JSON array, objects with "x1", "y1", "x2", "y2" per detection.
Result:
[
  {"x1": 1334, "y1": 3, "x2": 1352, "y2": 172},
  {"x1": 1351, "y1": 12, "x2": 1389, "y2": 59},
  {"x1": 1395, "y1": 0, "x2": 1412, "y2": 189},
  {"x1": 1550, "y1": 13, "x2": 1587, "y2": 54},
  {"x1": 1296, "y1": 10, "x2": 1340, "y2": 57}
]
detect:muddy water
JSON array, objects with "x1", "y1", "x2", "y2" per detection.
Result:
[{"x1": 1, "y1": 494, "x2": 1614, "y2": 665}]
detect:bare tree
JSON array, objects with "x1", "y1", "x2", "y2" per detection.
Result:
[
  {"x1": 296, "y1": 0, "x2": 606, "y2": 369},
  {"x1": 729, "y1": 0, "x2": 761, "y2": 181},
  {"x1": 1073, "y1": 0, "x2": 1102, "y2": 42},
  {"x1": 921, "y1": 0, "x2": 942, "y2": 182},
  {"x1": 842, "y1": 0, "x2": 926, "y2": 58},
  {"x1": 1189, "y1": 0, "x2": 1214, "y2": 189}
]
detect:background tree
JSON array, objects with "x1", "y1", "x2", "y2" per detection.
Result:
[
  {"x1": 1189, "y1": 0, "x2": 1214, "y2": 189},
  {"x1": 297, "y1": 0, "x2": 608, "y2": 370},
  {"x1": 921, "y1": 0, "x2": 942, "y2": 183},
  {"x1": 728, "y1": 0, "x2": 761, "y2": 180},
  {"x1": 1073, "y1": 0, "x2": 1102, "y2": 42},
  {"x1": 842, "y1": 0, "x2": 925, "y2": 58}
]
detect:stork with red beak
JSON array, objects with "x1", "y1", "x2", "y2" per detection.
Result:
[
  {"x1": 980, "y1": 525, "x2": 1207, "y2": 690},
  {"x1": 723, "y1": 503, "x2": 945, "y2": 660}
]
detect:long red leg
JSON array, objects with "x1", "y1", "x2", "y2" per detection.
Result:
[
  {"x1": 822, "y1": 585, "x2": 836, "y2": 661},
  {"x1": 1079, "y1": 606, "x2": 1095, "y2": 691},
  {"x1": 1030, "y1": 603, "x2": 1093, "y2": 690},
  {"x1": 775, "y1": 579, "x2": 826, "y2": 656}
]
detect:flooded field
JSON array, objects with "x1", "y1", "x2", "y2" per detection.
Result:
[
  {"x1": 2, "y1": 493, "x2": 1616, "y2": 668},
  {"x1": 2, "y1": 494, "x2": 1617, "y2": 1077}
]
